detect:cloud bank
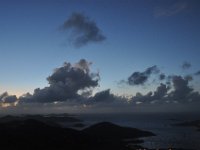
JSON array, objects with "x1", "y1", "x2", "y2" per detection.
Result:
[
  {"x1": 61, "y1": 12, "x2": 106, "y2": 47},
  {"x1": 0, "y1": 60, "x2": 200, "y2": 113},
  {"x1": 131, "y1": 75, "x2": 200, "y2": 105}
]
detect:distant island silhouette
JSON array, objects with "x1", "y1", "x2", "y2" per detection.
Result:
[{"x1": 174, "y1": 120, "x2": 200, "y2": 132}]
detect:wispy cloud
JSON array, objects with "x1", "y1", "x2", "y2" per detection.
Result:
[
  {"x1": 182, "y1": 61, "x2": 191, "y2": 70},
  {"x1": 154, "y1": 1, "x2": 188, "y2": 17},
  {"x1": 127, "y1": 66, "x2": 160, "y2": 86},
  {"x1": 60, "y1": 12, "x2": 106, "y2": 47},
  {"x1": 195, "y1": 70, "x2": 200, "y2": 76}
]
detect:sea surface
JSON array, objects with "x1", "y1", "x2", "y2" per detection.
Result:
[{"x1": 77, "y1": 112, "x2": 200, "y2": 149}]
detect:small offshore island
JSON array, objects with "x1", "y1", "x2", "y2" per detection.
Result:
[{"x1": 174, "y1": 120, "x2": 200, "y2": 132}]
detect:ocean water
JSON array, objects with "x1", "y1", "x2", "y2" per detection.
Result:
[{"x1": 78, "y1": 112, "x2": 200, "y2": 149}]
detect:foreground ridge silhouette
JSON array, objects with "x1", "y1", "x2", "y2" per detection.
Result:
[{"x1": 0, "y1": 115, "x2": 196, "y2": 150}]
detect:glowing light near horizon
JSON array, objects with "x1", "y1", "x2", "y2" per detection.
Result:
[
  {"x1": 1, "y1": 103, "x2": 11, "y2": 108},
  {"x1": 0, "y1": 101, "x2": 18, "y2": 108}
]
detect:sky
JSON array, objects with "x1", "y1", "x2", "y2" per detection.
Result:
[{"x1": 0, "y1": 0, "x2": 200, "y2": 114}]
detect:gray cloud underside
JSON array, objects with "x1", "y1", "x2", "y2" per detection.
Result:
[{"x1": 61, "y1": 12, "x2": 106, "y2": 47}]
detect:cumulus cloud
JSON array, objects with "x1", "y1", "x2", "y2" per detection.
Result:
[
  {"x1": 61, "y1": 12, "x2": 106, "y2": 47},
  {"x1": 89, "y1": 89, "x2": 115, "y2": 103},
  {"x1": 184, "y1": 75, "x2": 193, "y2": 81},
  {"x1": 128, "y1": 72, "x2": 148, "y2": 85},
  {"x1": 182, "y1": 61, "x2": 191, "y2": 70},
  {"x1": 128, "y1": 65, "x2": 160, "y2": 86},
  {"x1": 154, "y1": 1, "x2": 188, "y2": 17},
  {"x1": 2, "y1": 95, "x2": 17, "y2": 103},
  {"x1": 132, "y1": 83, "x2": 170, "y2": 104},
  {"x1": 0, "y1": 92, "x2": 18, "y2": 103},
  {"x1": 19, "y1": 59, "x2": 99, "y2": 103},
  {"x1": 168, "y1": 75, "x2": 193, "y2": 102},
  {"x1": 169, "y1": 75, "x2": 199, "y2": 103},
  {"x1": 0, "y1": 92, "x2": 18, "y2": 107},
  {"x1": 87, "y1": 89, "x2": 127, "y2": 104},
  {"x1": 132, "y1": 75, "x2": 200, "y2": 105},
  {"x1": 0, "y1": 92, "x2": 8, "y2": 101},
  {"x1": 153, "y1": 83, "x2": 169, "y2": 100}
]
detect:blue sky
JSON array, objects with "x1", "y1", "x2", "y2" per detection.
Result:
[{"x1": 0, "y1": 0, "x2": 200, "y2": 98}]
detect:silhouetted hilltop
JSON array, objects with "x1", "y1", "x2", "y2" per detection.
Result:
[
  {"x1": 0, "y1": 114, "x2": 82, "y2": 127},
  {"x1": 83, "y1": 122, "x2": 155, "y2": 139},
  {"x1": 0, "y1": 119, "x2": 80, "y2": 150}
]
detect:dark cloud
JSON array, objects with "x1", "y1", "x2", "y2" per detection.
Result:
[
  {"x1": 2, "y1": 95, "x2": 17, "y2": 103},
  {"x1": 128, "y1": 65, "x2": 160, "y2": 86},
  {"x1": 61, "y1": 12, "x2": 106, "y2": 47},
  {"x1": 154, "y1": 1, "x2": 188, "y2": 17},
  {"x1": 169, "y1": 75, "x2": 193, "y2": 102},
  {"x1": 0, "y1": 92, "x2": 8, "y2": 100},
  {"x1": 85, "y1": 89, "x2": 129, "y2": 108},
  {"x1": 19, "y1": 59, "x2": 99, "y2": 103},
  {"x1": 132, "y1": 92, "x2": 153, "y2": 104},
  {"x1": 168, "y1": 75, "x2": 200, "y2": 102},
  {"x1": 153, "y1": 83, "x2": 169, "y2": 100},
  {"x1": 132, "y1": 74, "x2": 200, "y2": 104},
  {"x1": 145, "y1": 65, "x2": 160, "y2": 75},
  {"x1": 184, "y1": 75, "x2": 193, "y2": 81},
  {"x1": 128, "y1": 72, "x2": 148, "y2": 85},
  {"x1": 159, "y1": 73, "x2": 166, "y2": 80},
  {"x1": 89, "y1": 89, "x2": 115, "y2": 103},
  {"x1": 182, "y1": 61, "x2": 191, "y2": 70},
  {"x1": 0, "y1": 92, "x2": 18, "y2": 106},
  {"x1": 132, "y1": 83, "x2": 169, "y2": 104},
  {"x1": 194, "y1": 70, "x2": 200, "y2": 76}
]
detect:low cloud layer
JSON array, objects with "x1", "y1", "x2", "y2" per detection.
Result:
[
  {"x1": 128, "y1": 66, "x2": 160, "y2": 86},
  {"x1": 61, "y1": 12, "x2": 106, "y2": 47},
  {"x1": 0, "y1": 60, "x2": 200, "y2": 113}
]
